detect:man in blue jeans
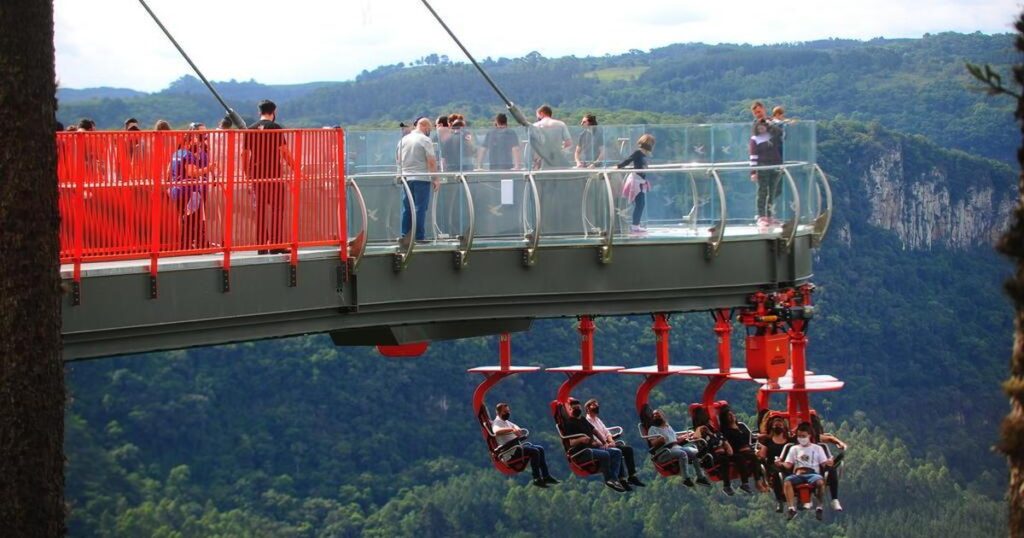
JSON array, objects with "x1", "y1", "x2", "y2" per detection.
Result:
[
  {"x1": 561, "y1": 398, "x2": 629, "y2": 492},
  {"x1": 492, "y1": 403, "x2": 559, "y2": 488},
  {"x1": 396, "y1": 117, "x2": 438, "y2": 244}
]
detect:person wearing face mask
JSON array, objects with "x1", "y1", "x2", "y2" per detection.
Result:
[
  {"x1": 646, "y1": 409, "x2": 710, "y2": 488},
  {"x1": 560, "y1": 398, "x2": 628, "y2": 492},
  {"x1": 492, "y1": 403, "x2": 559, "y2": 488},
  {"x1": 780, "y1": 422, "x2": 832, "y2": 521},
  {"x1": 584, "y1": 399, "x2": 645, "y2": 488},
  {"x1": 758, "y1": 415, "x2": 794, "y2": 513}
]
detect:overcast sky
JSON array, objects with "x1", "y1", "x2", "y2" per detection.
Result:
[{"x1": 55, "y1": 0, "x2": 1021, "y2": 91}]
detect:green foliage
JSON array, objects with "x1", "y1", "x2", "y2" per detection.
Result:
[{"x1": 58, "y1": 32, "x2": 1015, "y2": 536}]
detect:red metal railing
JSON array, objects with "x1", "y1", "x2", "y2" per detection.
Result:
[{"x1": 58, "y1": 128, "x2": 347, "y2": 285}]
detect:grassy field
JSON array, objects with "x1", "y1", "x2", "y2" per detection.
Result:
[{"x1": 583, "y1": 66, "x2": 650, "y2": 82}]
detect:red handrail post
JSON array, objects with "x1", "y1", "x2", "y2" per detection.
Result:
[
  {"x1": 337, "y1": 129, "x2": 348, "y2": 263},
  {"x1": 222, "y1": 130, "x2": 236, "y2": 292},
  {"x1": 72, "y1": 133, "x2": 85, "y2": 302},
  {"x1": 289, "y1": 130, "x2": 302, "y2": 286},
  {"x1": 148, "y1": 132, "x2": 162, "y2": 299}
]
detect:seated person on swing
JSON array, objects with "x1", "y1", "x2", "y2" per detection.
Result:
[
  {"x1": 779, "y1": 422, "x2": 833, "y2": 521},
  {"x1": 646, "y1": 409, "x2": 710, "y2": 488},
  {"x1": 492, "y1": 402, "x2": 559, "y2": 488},
  {"x1": 561, "y1": 398, "x2": 629, "y2": 492}
]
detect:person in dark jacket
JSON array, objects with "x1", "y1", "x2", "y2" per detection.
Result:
[
  {"x1": 749, "y1": 118, "x2": 783, "y2": 227},
  {"x1": 617, "y1": 133, "x2": 655, "y2": 233}
]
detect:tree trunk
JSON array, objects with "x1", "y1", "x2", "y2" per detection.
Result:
[
  {"x1": 0, "y1": 1, "x2": 65, "y2": 536},
  {"x1": 1004, "y1": 13, "x2": 1024, "y2": 538}
]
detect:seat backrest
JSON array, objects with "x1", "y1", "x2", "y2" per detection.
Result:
[
  {"x1": 477, "y1": 404, "x2": 499, "y2": 452},
  {"x1": 550, "y1": 400, "x2": 575, "y2": 454}
]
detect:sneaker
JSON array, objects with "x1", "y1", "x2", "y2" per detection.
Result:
[
  {"x1": 605, "y1": 480, "x2": 626, "y2": 492},
  {"x1": 786, "y1": 507, "x2": 797, "y2": 520},
  {"x1": 630, "y1": 225, "x2": 646, "y2": 233},
  {"x1": 739, "y1": 483, "x2": 754, "y2": 495},
  {"x1": 756, "y1": 216, "x2": 769, "y2": 227},
  {"x1": 627, "y1": 476, "x2": 646, "y2": 487},
  {"x1": 682, "y1": 478, "x2": 695, "y2": 488},
  {"x1": 775, "y1": 502, "x2": 785, "y2": 514},
  {"x1": 543, "y1": 476, "x2": 560, "y2": 485},
  {"x1": 532, "y1": 479, "x2": 548, "y2": 488},
  {"x1": 695, "y1": 477, "x2": 712, "y2": 487},
  {"x1": 802, "y1": 502, "x2": 813, "y2": 510},
  {"x1": 723, "y1": 486, "x2": 736, "y2": 496},
  {"x1": 619, "y1": 479, "x2": 634, "y2": 492},
  {"x1": 831, "y1": 499, "x2": 843, "y2": 512},
  {"x1": 816, "y1": 507, "x2": 824, "y2": 521}
]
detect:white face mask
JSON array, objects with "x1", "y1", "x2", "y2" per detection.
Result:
[{"x1": 797, "y1": 436, "x2": 811, "y2": 446}]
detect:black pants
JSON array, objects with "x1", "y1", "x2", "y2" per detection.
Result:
[
  {"x1": 617, "y1": 443, "x2": 638, "y2": 477},
  {"x1": 521, "y1": 444, "x2": 550, "y2": 480},
  {"x1": 712, "y1": 450, "x2": 731, "y2": 485},
  {"x1": 733, "y1": 450, "x2": 762, "y2": 483},
  {"x1": 255, "y1": 181, "x2": 286, "y2": 246},
  {"x1": 632, "y1": 192, "x2": 645, "y2": 225},
  {"x1": 827, "y1": 468, "x2": 839, "y2": 499}
]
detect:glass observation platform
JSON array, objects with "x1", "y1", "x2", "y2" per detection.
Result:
[{"x1": 56, "y1": 122, "x2": 830, "y2": 360}]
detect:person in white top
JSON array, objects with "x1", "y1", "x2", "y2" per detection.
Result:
[
  {"x1": 780, "y1": 422, "x2": 833, "y2": 520},
  {"x1": 531, "y1": 105, "x2": 572, "y2": 168},
  {"x1": 492, "y1": 402, "x2": 559, "y2": 488},
  {"x1": 584, "y1": 398, "x2": 645, "y2": 487},
  {"x1": 396, "y1": 117, "x2": 438, "y2": 243}
]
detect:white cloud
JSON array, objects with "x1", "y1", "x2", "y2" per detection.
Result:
[{"x1": 55, "y1": 0, "x2": 1021, "y2": 91}]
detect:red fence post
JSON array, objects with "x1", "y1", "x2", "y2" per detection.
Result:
[
  {"x1": 222, "y1": 130, "x2": 236, "y2": 292},
  {"x1": 337, "y1": 129, "x2": 348, "y2": 263},
  {"x1": 148, "y1": 132, "x2": 162, "y2": 298},
  {"x1": 289, "y1": 130, "x2": 303, "y2": 286},
  {"x1": 72, "y1": 133, "x2": 85, "y2": 296}
]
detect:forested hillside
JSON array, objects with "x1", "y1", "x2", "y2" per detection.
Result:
[
  {"x1": 62, "y1": 32, "x2": 1015, "y2": 536},
  {"x1": 59, "y1": 33, "x2": 1015, "y2": 162}
]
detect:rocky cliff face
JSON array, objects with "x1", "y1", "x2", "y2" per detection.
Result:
[{"x1": 858, "y1": 142, "x2": 1015, "y2": 250}]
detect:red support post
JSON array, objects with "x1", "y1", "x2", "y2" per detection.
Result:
[
  {"x1": 72, "y1": 133, "x2": 85, "y2": 286},
  {"x1": 653, "y1": 313, "x2": 670, "y2": 372},
  {"x1": 713, "y1": 309, "x2": 732, "y2": 373},
  {"x1": 578, "y1": 316, "x2": 595, "y2": 370},
  {"x1": 148, "y1": 133, "x2": 162, "y2": 288},
  {"x1": 499, "y1": 333, "x2": 511, "y2": 370}
]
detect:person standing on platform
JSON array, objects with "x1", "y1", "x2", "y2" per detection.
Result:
[
  {"x1": 485, "y1": 113, "x2": 522, "y2": 171},
  {"x1": 243, "y1": 99, "x2": 295, "y2": 254},
  {"x1": 618, "y1": 134, "x2": 655, "y2": 233},
  {"x1": 396, "y1": 117, "x2": 438, "y2": 244}
]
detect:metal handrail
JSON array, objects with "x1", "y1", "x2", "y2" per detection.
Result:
[
  {"x1": 346, "y1": 178, "x2": 368, "y2": 272},
  {"x1": 707, "y1": 170, "x2": 727, "y2": 259},
  {"x1": 599, "y1": 171, "x2": 615, "y2": 264},
  {"x1": 523, "y1": 173, "x2": 541, "y2": 266},
  {"x1": 811, "y1": 164, "x2": 833, "y2": 247},
  {"x1": 781, "y1": 168, "x2": 801, "y2": 251},
  {"x1": 684, "y1": 171, "x2": 699, "y2": 230},
  {"x1": 454, "y1": 173, "x2": 475, "y2": 269},
  {"x1": 394, "y1": 176, "x2": 416, "y2": 271},
  {"x1": 345, "y1": 161, "x2": 814, "y2": 182}
]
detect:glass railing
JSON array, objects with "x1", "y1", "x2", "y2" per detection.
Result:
[{"x1": 342, "y1": 122, "x2": 829, "y2": 269}]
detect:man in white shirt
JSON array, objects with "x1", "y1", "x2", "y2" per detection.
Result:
[
  {"x1": 584, "y1": 398, "x2": 645, "y2": 487},
  {"x1": 531, "y1": 105, "x2": 572, "y2": 168},
  {"x1": 780, "y1": 422, "x2": 833, "y2": 520},
  {"x1": 492, "y1": 402, "x2": 559, "y2": 488},
  {"x1": 396, "y1": 117, "x2": 438, "y2": 243}
]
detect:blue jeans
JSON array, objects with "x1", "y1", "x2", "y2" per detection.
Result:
[
  {"x1": 401, "y1": 180, "x2": 432, "y2": 241},
  {"x1": 657, "y1": 443, "x2": 705, "y2": 479},
  {"x1": 581, "y1": 446, "x2": 622, "y2": 481},
  {"x1": 785, "y1": 472, "x2": 823, "y2": 486},
  {"x1": 520, "y1": 443, "x2": 550, "y2": 480}
]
